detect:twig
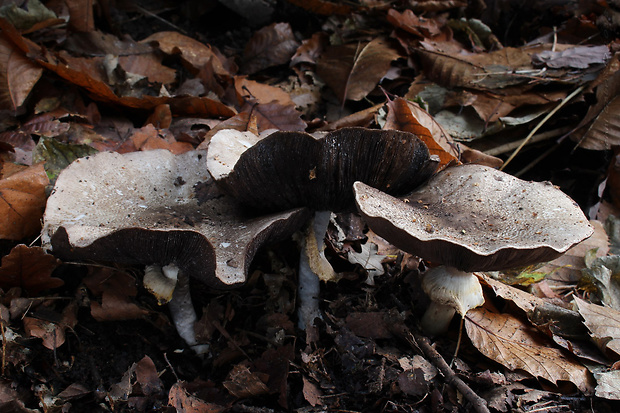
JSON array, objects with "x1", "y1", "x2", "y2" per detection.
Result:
[
  {"x1": 500, "y1": 85, "x2": 585, "y2": 171},
  {"x1": 484, "y1": 127, "x2": 571, "y2": 156},
  {"x1": 406, "y1": 331, "x2": 491, "y2": 413}
]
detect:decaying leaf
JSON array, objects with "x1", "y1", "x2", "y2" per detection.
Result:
[
  {"x1": 594, "y1": 369, "x2": 620, "y2": 400},
  {"x1": 223, "y1": 363, "x2": 269, "y2": 398},
  {"x1": 317, "y1": 37, "x2": 401, "y2": 102},
  {"x1": 83, "y1": 268, "x2": 148, "y2": 321},
  {"x1": 0, "y1": 245, "x2": 63, "y2": 295},
  {"x1": 580, "y1": 255, "x2": 620, "y2": 311},
  {"x1": 168, "y1": 382, "x2": 226, "y2": 413},
  {"x1": 574, "y1": 296, "x2": 620, "y2": 358},
  {"x1": 242, "y1": 23, "x2": 300, "y2": 74},
  {"x1": 465, "y1": 307, "x2": 595, "y2": 394},
  {"x1": 23, "y1": 301, "x2": 77, "y2": 350},
  {"x1": 0, "y1": 33, "x2": 42, "y2": 111}
]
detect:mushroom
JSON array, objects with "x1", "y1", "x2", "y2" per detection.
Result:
[
  {"x1": 353, "y1": 164, "x2": 594, "y2": 336},
  {"x1": 207, "y1": 127, "x2": 438, "y2": 330},
  {"x1": 42, "y1": 149, "x2": 309, "y2": 352}
]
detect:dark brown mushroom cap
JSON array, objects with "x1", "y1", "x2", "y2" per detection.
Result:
[
  {"x1": 354, "y1": 164, "x2": 594, "y2": 272},
  {"x1": 42, "y1": 150, "x2": 310, "y2": 289},
  {"x1": 207, "y1": 127, "x2": 437, "y2": 212}
]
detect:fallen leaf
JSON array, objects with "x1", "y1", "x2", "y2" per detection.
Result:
[
  {"x1": 235, "y1": 76, "x2": 294, "y2": 106},
  {"x1": 83, "y1": 268, "x2": 148, "y2": 321},
  {"x1": 302, "y1": 376, "x2": 322, "y2": 407},
  {"x1": 242, "y1": 23, "x2": 300, "y2": 74},
  {"x1": 0, "y1": 163, "x2": 49, "y2": 239},
  {"x1": 532, "y1": 45, "x2": 610, "y2": 69},
  {"x1": 574, "y1": 296, "x2": 620, "y2": 359},
  {"x1": 32, "y1": 136, "x2": 99, "y2": 184},
  {"x1": 594, "y1": 369, "x2": 620, "y2": 400},
  {"x1": 0, "y1": 245, "x2": 62, "y2": 295},
  {"x1": 23, "y1": 317, "x2": 66, "y2": 350},
  {"x1": 168, "y1": 382, "x2": 226, "y2": 413},
  {"x1": 135, "y1": 356, "x2": 164, "y2": 397},
  {"x1": 0, "y1": 33, "x2": 42, "y2": 111},
  {"x1": 580, "y1": 255, "x2": 620, "y2": 312},
  {"x1": 385, "y1": 97, "x2": 459, "y2": 169},
  {"x1": 317, "y1": 37, "x2": 401, "y2": 102},
  {"x1": 466, "y1": 307, "x2": 595, "y2": 394},
  {"x1": 241, "y1": 100, "x2": 306, "y2": 132},
  {"x1": 345, "y1": 312, "x2": 392, "y2": 339},
  {"x1": 223, "y1": 363, "x2": 269, "y2": 399},
  {"x1": 387, "y1": 9, "x2": 442, "y2": 37}
]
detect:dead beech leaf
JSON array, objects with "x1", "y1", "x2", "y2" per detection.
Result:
[
  {"x1": 169, "y1": 382, "x2": 226, "y2": 413},
  {"x1": 0, "y1": 163, "x2": 49, "y2": 240},
  {"x1": 465, "y1": 307, "x2": 594, "y2": 394},
  {"x1": 0, "y1": 245, "x2": 63, "y2": 295},
  {"x1": 23, "y1": 317, "x2": 67, "y2": 350},
  {"x1": 0, "y1": 34, "x2": 42, "y2": 111},
  {"x1": 144, "y1": 31, "x2": 233, "y2": 77},
  {"x1": 242, "y1": 22, "x2": 300, "y2": 74},
  {"x1": 130, "y1": 124, "x2": 193, "y2": 154},
  {"x1": 385, "y1": 97, "x2": 459, "y2": 169},
  {"x1": 317, "y1": 37, "x2": 401, "y2": 102},
  {"x1": 532, "y1": 45, "x2": 610, "y2": 69},
  {"x1": 118, "y1": 54, "x2": 177, "y2": 85},
  {"x1": 241, "y1": 101, "x2": 306, "y2": 132},
  {"x1": 83, "y1": 268, "x2": 148, "y2": 321},
  {"x1": 235, "y1": 77, "x2": 294, "y2": 106},
  {"x1": 223, "y1": 363, "x2": 269, "y2": 398},
  {"x1": 386, "y1": 9, "x2": 442, "y2": 37},
  {"x1": 135, "y1": 356, "x2": 164, "y2": 397},
  {"x1": 574, "y1": 296, "x2": 620, "y2": 358}
]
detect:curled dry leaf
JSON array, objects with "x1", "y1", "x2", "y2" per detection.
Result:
[
  {"x1": 317, "y1": 37, "x2": 401, "y2": 102},
  {"x1": 574, "y1": 296, "x2": 620, "y2": 359},
  {"x1": 0, "y1": 245, "x2": 63, "y2": 295},
  {"x1": 465, "y1": 307, "x2": 595, "y2": 394}
]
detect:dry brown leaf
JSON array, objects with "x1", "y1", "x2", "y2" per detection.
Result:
[
  {"x1": 574, "y1": 296, "x2": 620, "y2": 359},
  {"x1": 235, "y1": 77, "x2": 294, "y2": 106},
  {"x1": 302, "y1": 376, "x2": 322, "y2": 407},
  {"x1": 65, "y1": 0, "x2": 94, "y2": 32},
  {"x1": 386, "y1": 9, "x2": 442, "y2": 37},
  {"x1": 572, "y1": 56, "x2": 620, "y2": 150},
  {"x1": 385, "y1": 97, "x2": 459, "y2": 169},
  {"x1": 118, "y1": 54, "x2": 177, "y2": 85},
  {"x1": 291, "y1": 32, "x2": 327, "y2": 66},
  {"x1": 594, "y1": 370, "x2": 620, "y2": 400},
  {"x1": 135, "y1": 356, "x2": 164, "y2": 397},
  {"x1": 223, "y1": 363, "x2": 270, "y2": 398},
  {"x1": 466, "y1": 307, "x2": 595, "y2": 394},
  {"x1": 144, "y1": 31, "x2": 233, "y2": 77},
  {"x1": 0, "y1": 34, "x2": 42, "y2": 111},
  {"x1": 241, "y1": 101, "x2": 306, "y2": 132},
  {"x1": 168, "y1": 382, "x2": 226, "y2": 413},
  {"x1": 242, "y1": 23, "x2": 300, "y2": 74},
  {"x1": 83, "y1": 268, "x2": 148, "y2": 321},
  {"x1": 0, "y1": 245, "x2": 63, "y2": 295},
  {"x1": 0, "y1": 163, "x2": 49, "y2": 240},
  {"x1": 23, "y1": 317, "x2": 67, "y2": 350},
  {"x1": 317, "y1": 37, "x2": 401, "y2": 102},
  {"x1": 130, "y1": 124, "x2": 193, "y2": 154}
]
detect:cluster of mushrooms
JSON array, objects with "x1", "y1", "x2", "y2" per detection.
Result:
[{"x1": 41, "y1": 127, "x2": 594, "y2": 352}]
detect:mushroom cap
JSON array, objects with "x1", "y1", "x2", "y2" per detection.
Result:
[
  {"x1": 206, "y1": 127, "x2": 438, "y2": 212},
  {"x1": 353, "y1": 164, "x2": 594, "y2": 272},
  {"x1": 42, "y1": 150, "x2": 310, "y2": 288}
]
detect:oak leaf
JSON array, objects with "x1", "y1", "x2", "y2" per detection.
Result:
[{"x1": 0, "y1": 245, "x2": 63, "y2": 295}]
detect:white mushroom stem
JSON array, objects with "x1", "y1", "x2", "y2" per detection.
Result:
[
  {"x1": 420, "y1": 266, "x2": 485, "y2": 336},
  {"x1": 146, "y1": 264, "x2": 209, "y2": 354},
  {"x1": 297, "y1": 210, "x2": 336, "y2": 330}
]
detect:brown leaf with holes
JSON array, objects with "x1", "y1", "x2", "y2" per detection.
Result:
[
  {"x1": 385, "y1": 97, "x2": 459, "y2": 169},
  {"x1": 0, "y1": 245, "x2": 63, "y2": 295},
  {"x1": 0, "y1": 163, "x2": 49, "y2": 240},
  {"x1": 242, "y1": 23, "x2": 300, "y2": 74},
  {"x1": 317, "y1": 37, "x2": 401, "y2": 102},
  {"x1": 0, "y1": 34, "x2": 42, "y2": 111},
  {"x1": 465, "y1": 307, "x2": 595, "y2": 394}
]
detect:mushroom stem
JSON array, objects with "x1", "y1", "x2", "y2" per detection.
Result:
[
  {"x1": 297, "y1": 210, "x2": 334, "y2": 330},
  {"x1": 420, "y1": 266, "x2": 484, "y2": 336},
  {"x1": 158, "y1": 264, "x2": 209, "y2": 354}
]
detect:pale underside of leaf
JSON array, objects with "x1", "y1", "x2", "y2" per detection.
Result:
[
  {"x1": 574, "y1": 296, "x2": 620, "y2": 357},
  {"x1": 465, "y1": 307, "x2": 594, "y2": 394}
]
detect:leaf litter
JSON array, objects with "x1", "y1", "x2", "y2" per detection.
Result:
[{"x1": 0, "y1": 0, "x2": 619, "y2": 412}]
